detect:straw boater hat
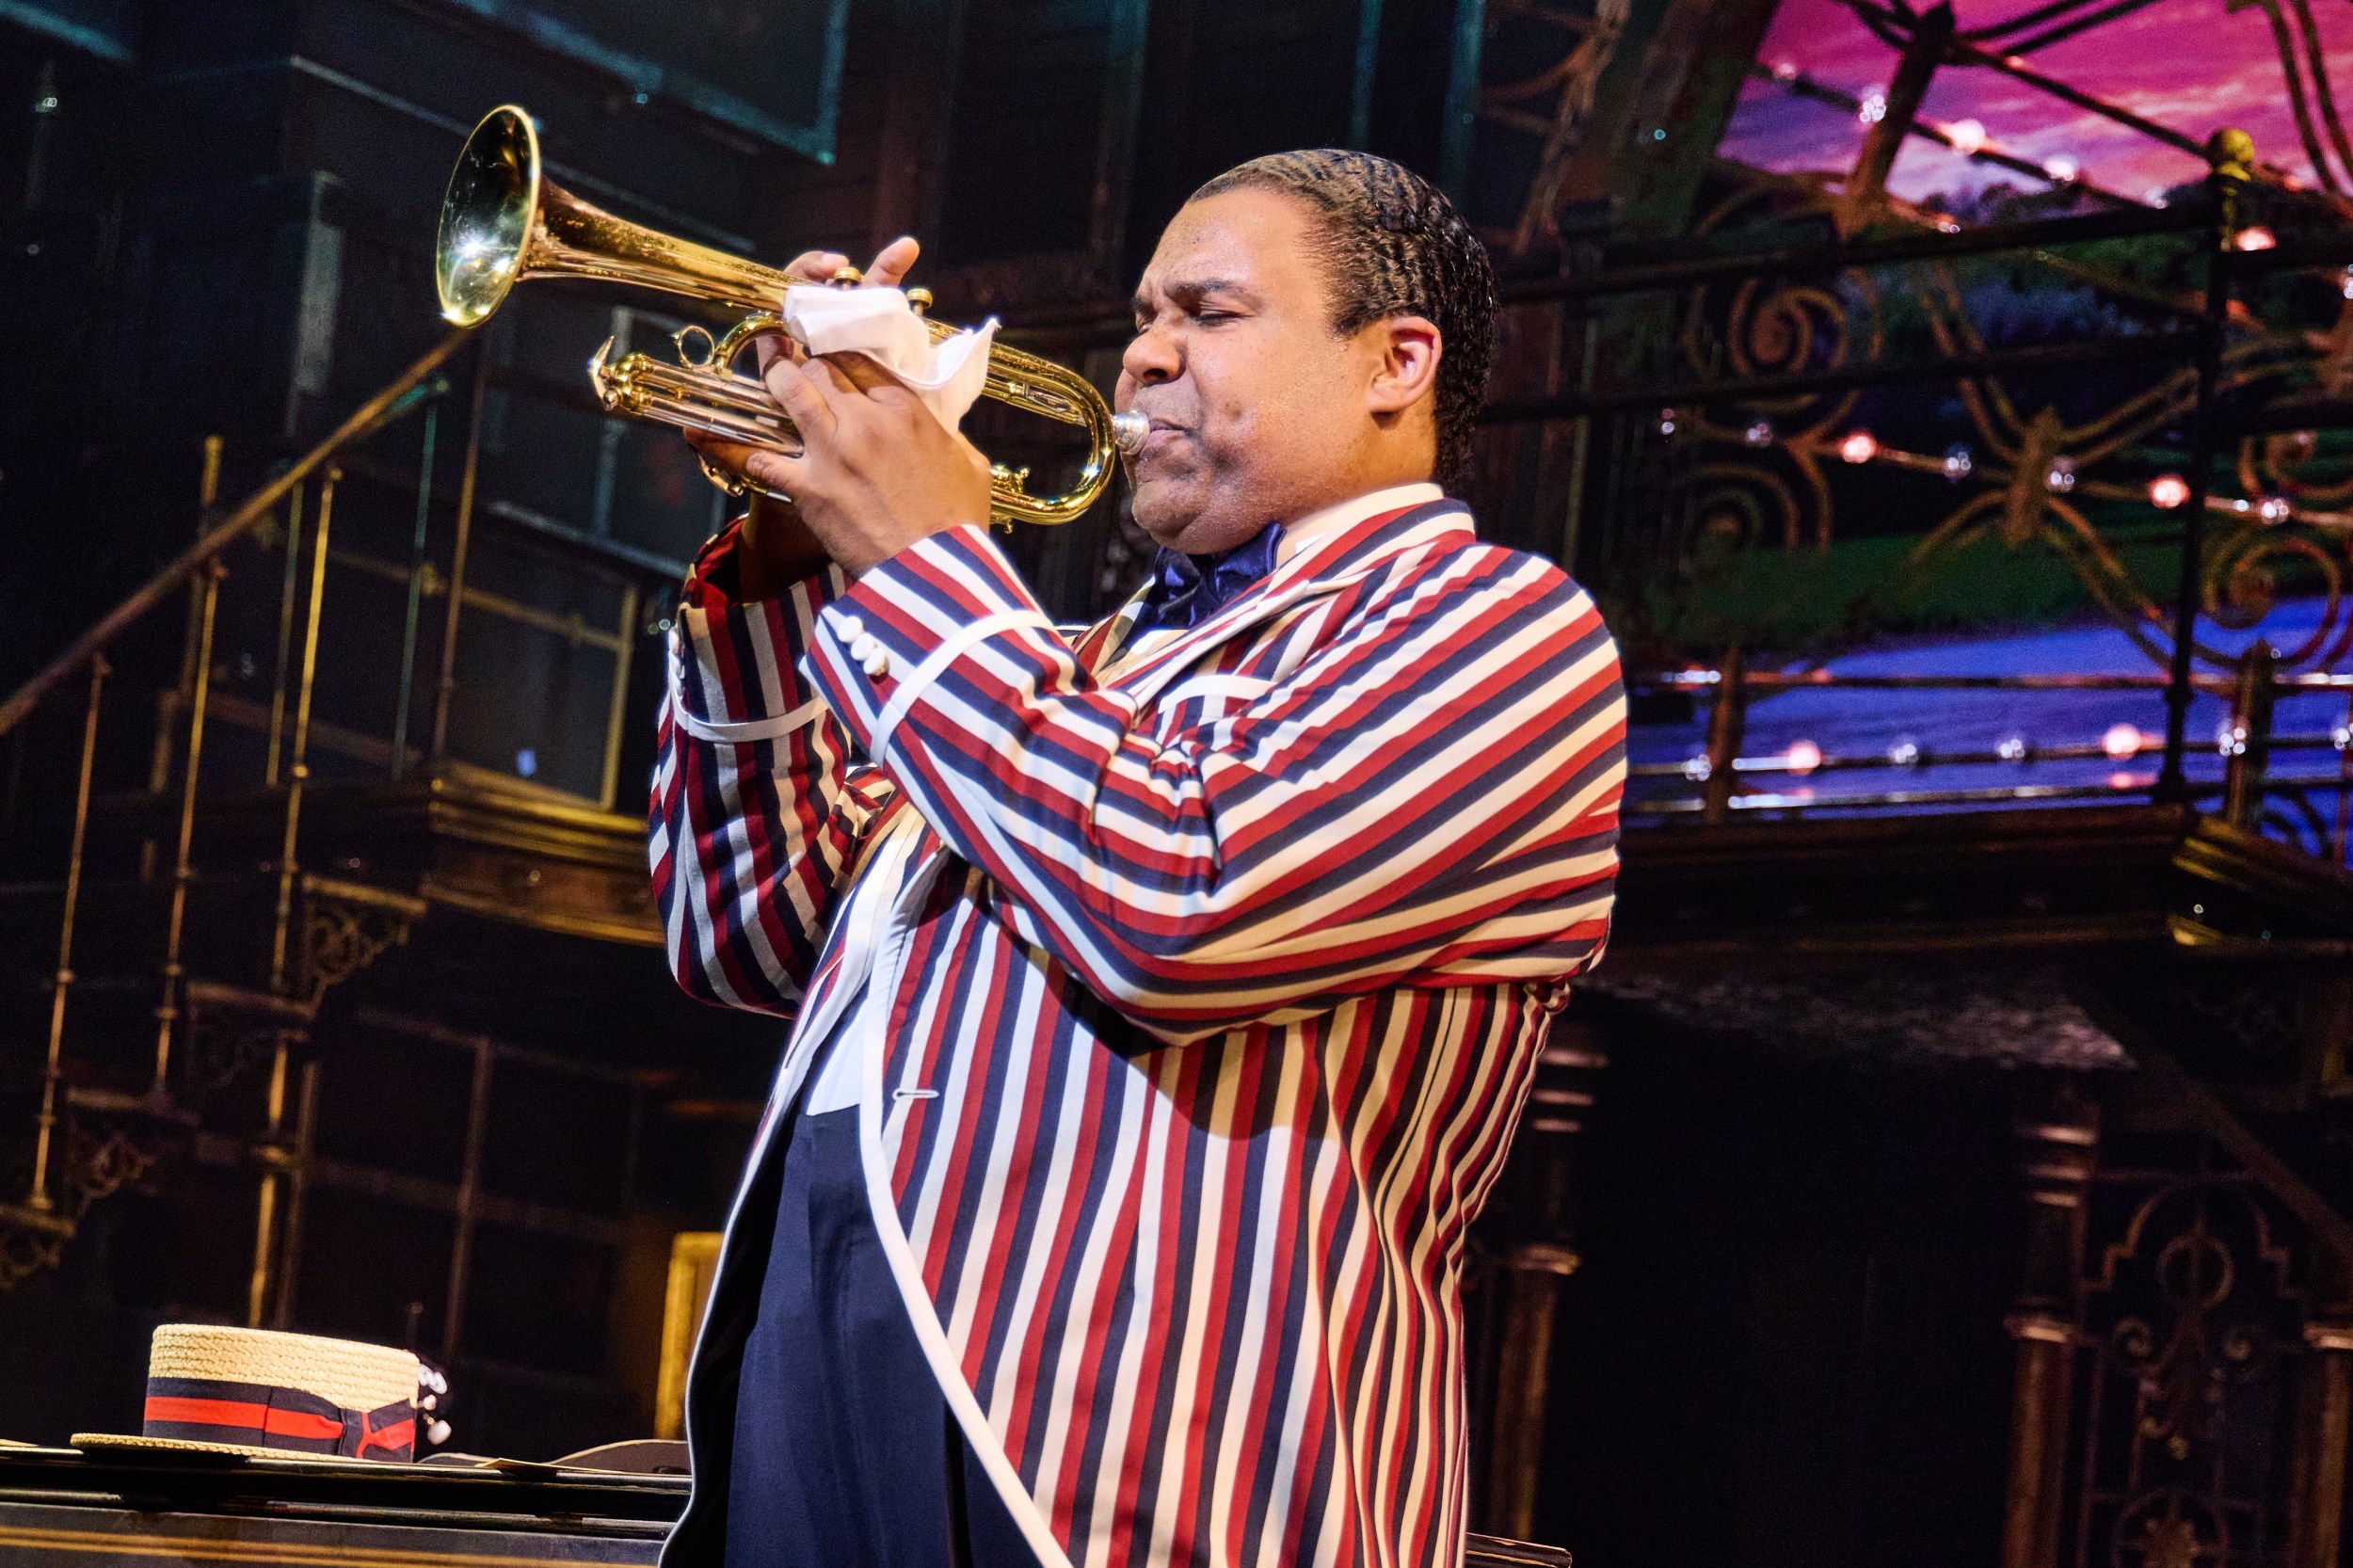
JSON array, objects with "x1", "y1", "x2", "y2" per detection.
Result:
[{"x1": 73, "y1": 1325, "x2": 422, "y2": 1462}]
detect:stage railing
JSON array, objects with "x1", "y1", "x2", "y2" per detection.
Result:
[{"x1": 1627, "y1": 647, "x2": 2353, "y2": 860}]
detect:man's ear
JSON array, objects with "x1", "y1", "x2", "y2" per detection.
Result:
[{"x1": 1367, "y1": 315, "x2": 1442, "y2": 417}]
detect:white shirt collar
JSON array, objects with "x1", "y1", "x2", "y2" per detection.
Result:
[{"x1": 1275, "y1": 481, "x2": 1446, "y2": 566}]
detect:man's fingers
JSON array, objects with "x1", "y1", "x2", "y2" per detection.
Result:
[
  {"x1": 820, "y1": 351, "x2": 910, "y2": 396},
  {"x1": 782, "y1": 249, "x2": 851, "y2": 285},
  {"x1": 862, "y1": 236, "x2": 920, "y2": 289},
  {"x1": 764, "y1": 355, "x2": 840, "y2": 441},
  {"x1": 683, "y1": 431, "x2": 766, "y2": 476},
  {"x1": 751, "y1": 327, "x2": 802, "y2": 375},
  {"x1": 743, "y1": 449, "x2": 803, "y2": 494}
]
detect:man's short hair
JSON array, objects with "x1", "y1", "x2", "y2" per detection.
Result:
[{"x1": 1190, "y1": 150, "x2": 1497, "y2": 487}]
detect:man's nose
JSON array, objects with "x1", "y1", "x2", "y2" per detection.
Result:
[{"x1": 1122, "y1": 324, "x2": 1179, "y2": 387}]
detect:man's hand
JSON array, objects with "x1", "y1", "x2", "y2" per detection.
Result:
[
  {"x1": 745, "y1": 352, "x2": 993, "y2": 577},
  {"x1": 688, "y1": 237, "x2": 929, "y2": 596}
]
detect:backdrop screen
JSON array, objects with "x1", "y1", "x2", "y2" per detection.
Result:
[{"x1": 455, "y1": 0, "x2": 849, "y2": 159}]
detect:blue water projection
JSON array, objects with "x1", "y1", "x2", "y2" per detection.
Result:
[{"x1": 1625, "y1": 598, "x2": 2353, "y2": 834}]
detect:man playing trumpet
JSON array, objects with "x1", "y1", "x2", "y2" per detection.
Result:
[{"x1": 651, "y1": 151, "x2": 1625, "y2": 1568}]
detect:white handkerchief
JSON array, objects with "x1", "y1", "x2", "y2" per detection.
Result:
[{"x1": 780, "y1": 285, "x2": 999, "y2": 436}]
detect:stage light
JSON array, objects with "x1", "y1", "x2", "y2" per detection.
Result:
[
  {"x1": 1997, "y1": 734, "x2": 2027, "y2": 760},
  {"x1": 2102, "y1": 723, "x2": 2142, "y2": 759},
  {"x1": 1838, "y1": 429, "x2": 1878, "y2": 464},
  {"x1": 2259, "y1": 495, "x2": 2292, "y2": 521},
  {"x1": 1658, "y1": 408, "x2": 1678, "y2": 437},
  {"x1": 1785, "y1": 739, "x2": 1823, "y2": 774},
  {"x1": 1946, "y1": 119, "x2": 1986, "y2": 154},
  {"x1": 2148, "y1": 473, "x2": 2190, "y2": 509},
  {"x1": 1772, "y1": 59, "x2": 1799, "y2": 81},
  {"x1": 1943, "y1": 443, "x2": 1973, "y2": 481},
  {"x1": 2043, "y1": 154, "x2": 2079, "y2": 183},
  {"x1": 2233, "y1": 226, "x2": 2277, "y2": 251},
  {"x1": 2045, "y1": 456, "x2": 2077, "y2": 493},
  {"x1": 1858, "y1": 88, "x2": 1887, "y2": 125},
  {"x1": 2340, "y1": 267, "x2": 2353, "y2": 299},
  {"x1": 1744, "y1": 418, "x2": 1775, "y2": 447},
  {"x1": 1888, "y1": 737, "x2": 1921, "y2": 766}
]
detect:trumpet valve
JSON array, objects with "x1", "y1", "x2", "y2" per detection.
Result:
[
  {"x1": 588, "y1": 337, "x2": 625, "y2": 410},
  {"x1": 1111, "y1": 409, "x2": 1149, "y2": 456},
  {"x1": 829, "y1": 265, "x2": 865, "y2": 287},
  {"x1": 906, "y1": 287, "x2": 933, "y2": 316}
]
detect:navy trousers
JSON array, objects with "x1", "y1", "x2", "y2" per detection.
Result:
[{"x1": 723, "y1": 1107, "x2": 1037, "y2": 1568}]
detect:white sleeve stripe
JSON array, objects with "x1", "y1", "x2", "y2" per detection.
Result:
[
  {"x1": 669, "y1": 696, "x2": 828, "y2": 744},
  {"x1": 871, "y1": 608, "x2": 1057, "y2": 760}
]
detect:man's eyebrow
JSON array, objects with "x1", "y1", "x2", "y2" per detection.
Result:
[{"x1": 1134, "y1": 277, "x2": 1254, "y2": 316}]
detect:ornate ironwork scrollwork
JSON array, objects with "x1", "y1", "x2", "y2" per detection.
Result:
[
  {"x1": 71, "y1": 1124, "x2": 153, "y2": 1208},
  {"x1": 1606, "y1": 157, "x2": 2350, "y2": 680},
  {"x1": 296, "y1": 874, "x2": 425, "y2": 1004},
  {"x1": 2074, "y1": 1168, "x2": 2308, "y2": 1568},
  {"x1": 0, "y1": 1204, "x2": 72, "y2": 1292}
]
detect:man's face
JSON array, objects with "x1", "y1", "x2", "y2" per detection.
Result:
[{"x1": 1118, "y1": 188, "x2": 1405, "y2": 554}]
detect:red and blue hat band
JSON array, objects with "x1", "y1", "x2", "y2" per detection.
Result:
[{"x1": 142, "y1": 1375, "x2": 415, "y2": 1460}]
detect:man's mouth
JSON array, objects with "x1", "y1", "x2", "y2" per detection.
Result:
[{"x1": 1132, "y1": 416, "x2": 1190, "y2": 459}]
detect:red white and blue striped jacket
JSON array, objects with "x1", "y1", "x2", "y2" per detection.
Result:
[{"x1": 650, "y1": 494, "x2": 1625, "y2": 1568}]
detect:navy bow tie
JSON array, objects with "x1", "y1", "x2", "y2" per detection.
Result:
[{"x1": 1133, "y1": 522, "x2": 1283, "y2": 634}]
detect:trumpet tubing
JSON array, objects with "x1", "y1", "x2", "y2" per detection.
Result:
[{"x1": 436, "y1": 104, "x2": 1143, "y2": 526}]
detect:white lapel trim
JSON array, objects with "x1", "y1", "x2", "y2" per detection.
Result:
[{"x1": 854, "y1": 849, "x2": 1080, "y2": 1568}]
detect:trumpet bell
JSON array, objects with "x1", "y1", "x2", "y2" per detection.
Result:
[
  {"x1": 434, "y1": 101, "x2": 1138, "y2": 525},
  {"x1": 437, "y1": 106, "x2": 540, "y2": 328}
]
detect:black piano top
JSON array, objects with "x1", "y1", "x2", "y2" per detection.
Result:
[
  {"x1": 0, "y1": 1445, "x2": 686, "y2": 1536},
  {"x1": 0, "y1": 1446, "x2": 1571, "y2": 1565}
]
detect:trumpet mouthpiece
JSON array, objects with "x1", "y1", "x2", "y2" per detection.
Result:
[{"x1": 1112, "y1": 410, "x2": 1149, "y2": 456}]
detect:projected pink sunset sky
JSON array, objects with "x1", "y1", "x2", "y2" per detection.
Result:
[{"x1": 1719, "y1": 0, "x2": 2353, "y2": 204}]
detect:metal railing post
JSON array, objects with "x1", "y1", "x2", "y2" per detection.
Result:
[
  {"x1": 2221, "y1": 642, "x2": 2276, "y2": 828},
  {"x1": 2334, "y1": 692, "x2": 2353, "y2": 866},
  {"x1": 148, "y1": 437, "x2": 225, "y2": 798},
  {"x1": 1702, "y1": 648, "x2": 1747, "y2": 824},
  {"x1": 28, "y1": 655, "x2": 106, "y2": 1208},
  {"x1": 598, "y1": 581, "x2": 642, "y2": 811},
  {"x1": 430, "y1": 346, "x2": 490, "y2": 769},
  {"x1": 249, "y1": 466, "x2": 338, "y2": 1325},
  {"x1": 268, "y1": 469, "x2": 337, "y2": 995},
  {"x1": 151, "y1": 557, "x2": 224, "y2": 1098},
  {"x1": 265, "y1": 482, "x2": 307, "y2": 789},
  {"x1": 142, "y1": 438, "x2": 225, "y2": 885},
  {"x1": 391, "y1": 402, "x2": 440, "y2": 781},
  {"x1": 270, "y1": 1060, "x2": 321, "y2": 1328},
  {"x1": 2158, "y1": 129, "x2": 2250, "y2": 803}
]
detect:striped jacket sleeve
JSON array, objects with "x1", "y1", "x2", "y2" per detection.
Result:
[
  {"x1": 648, "y1": 524, "x2": 888, "y2": 1014},
  {"x1": 803, "y1": 523, "x2": 1625, "y2": 1043}
]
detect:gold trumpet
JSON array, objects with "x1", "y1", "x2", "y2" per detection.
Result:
[{"x1": 434, "y1": 104, "x2": 1144, "y2": 525}]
